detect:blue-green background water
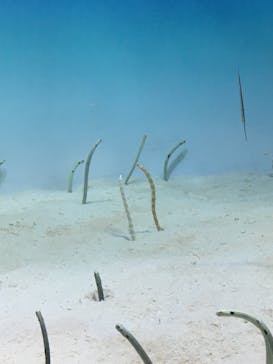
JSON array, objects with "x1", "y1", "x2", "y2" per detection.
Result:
[{"x1": 1, "y1": 0, "x2": 273, "y2": 191}]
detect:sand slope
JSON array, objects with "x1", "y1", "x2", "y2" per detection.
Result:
[{"x1": 0, "y1": 173, "x2": 273, "y2": 363}]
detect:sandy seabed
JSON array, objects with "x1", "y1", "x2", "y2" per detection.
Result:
[{"x1": 0, "y1": 173, "x2": 273, "y2": 363}]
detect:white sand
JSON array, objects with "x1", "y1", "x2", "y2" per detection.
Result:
[{"x1": 0, "y1": 173, "x2": 273, "y2": 363}]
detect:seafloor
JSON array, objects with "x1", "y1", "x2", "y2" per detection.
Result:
[{"x1": 0, "y1": 173, "x2": 272, "y2": 363}]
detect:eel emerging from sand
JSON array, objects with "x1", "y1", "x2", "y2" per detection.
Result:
[{"x1": 217, "y1": 310, "x2": 273, "y2": 363}]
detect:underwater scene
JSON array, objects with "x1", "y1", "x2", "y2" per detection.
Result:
[{"x1": 1, "y1": 1, "x2": 273, "y2": 363}]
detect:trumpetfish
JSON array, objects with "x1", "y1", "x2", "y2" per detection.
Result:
[{"x1": 238, "y1": 71, "x2": 247, "y2": 141}]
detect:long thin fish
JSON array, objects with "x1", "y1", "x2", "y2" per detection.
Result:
[{"x1": 238, "y1": 72, "x2": 247, "y2": 141}]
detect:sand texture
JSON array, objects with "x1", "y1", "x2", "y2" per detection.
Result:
[{"x1": 0, "y1": 173, "x2": 273, "y2": 363}]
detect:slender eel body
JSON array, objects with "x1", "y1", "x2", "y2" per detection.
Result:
[
  {"x1": 137, "y1": 163, "x2": 163, "y2": 231},
  {"x1": 68, "y1": 159, "x2": 84, "y2": 192},
  {"x1": 36, "y1": 311, "x2": 51, "y2": 364},
  {"x1": 94, "y1": 271, "x2": 104, "y2": 301},
  {"x1": 82, "y1": 138, "x2": 102, "y2": 204},
  {"x1": 163, "y1": 140, "x2": 186, "y2": 181},
  {"x1": 116, "y1": 324, "x2": 153, "y2": 364},
  {"x1": 217, "y1": 310, "x2": 273, "y2": 364},
  {"x1": 125, "y1": 135, "x2": 147, "y2": 185},
  {"x1": 119, "y1": 175, "x2": 136, "y2": 240}
]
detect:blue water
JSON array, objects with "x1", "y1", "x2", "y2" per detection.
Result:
[{"x1": 1, "y1": 0, "x2": 273, "y2": 192}]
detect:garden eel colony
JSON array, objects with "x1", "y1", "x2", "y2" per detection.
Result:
[
  {"x1": 3, "y1": 70, "x2": 271, "y2": 362},
  {"x1": 125, "y1": 134, "x2": 147, "y2": 184},
  {"x1": 136, "y1": 163, "x2": 163, "y2": 231},
  {"x1": 67, "y1": 159, "x2": 84, "y2": 193},
  {"x1": 119, "y1": 175, "x2": 136, "y2": 240},
  {"x1": 217, "y1": 310, "x2": 273, "y2": 364},
  {"x1": 32, "y1": 308, "x2": 273, "y2": 363},
  {"x1": 82, "y1": 138, "x2": 102, "y2": 204}
]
